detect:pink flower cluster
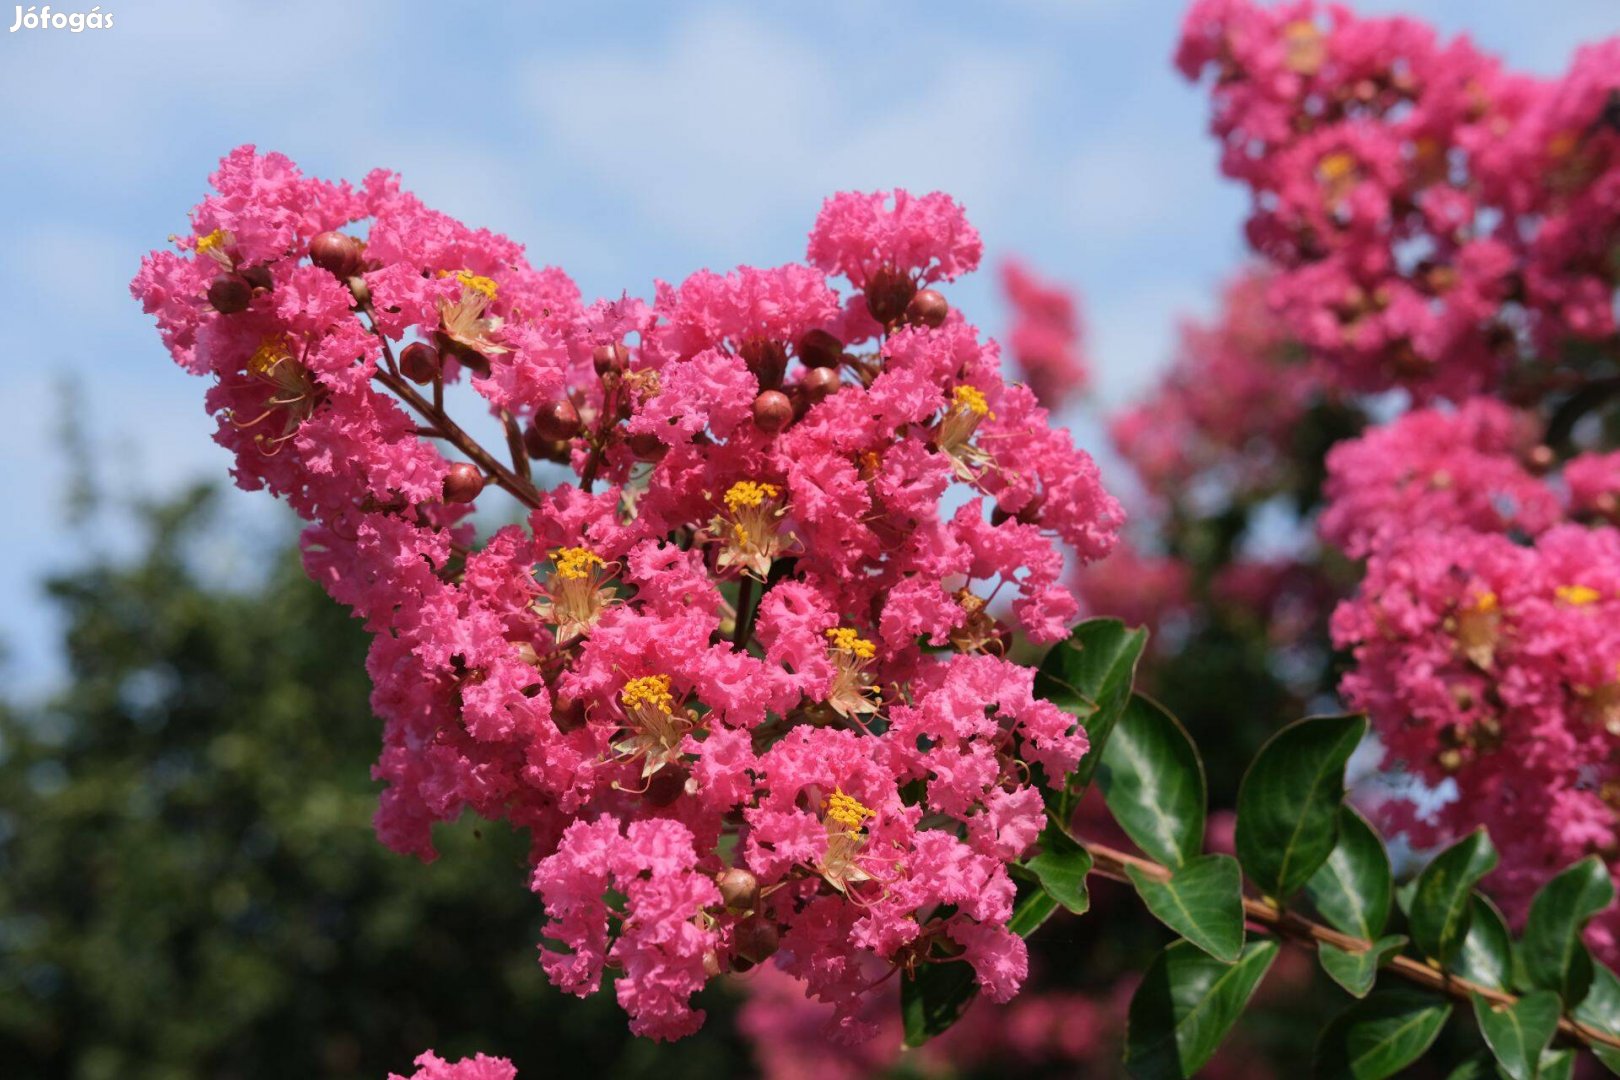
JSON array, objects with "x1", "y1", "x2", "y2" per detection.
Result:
[
  {"x1": 1179, "y1": 0, "x2": 1620, "y2": 399},
  {"x1": 133, "y1": 150, "x2": 1122, "y2": 1042},
  {"x1": 1110, "y1": 269, "x2": 1320, "y2": 503},
  {"x1": 999, "y1": 258, "x2": 1089, "y2": 408},
  {"x1": 1326, "y1": 400, "x2": 1620, "y2": 950},
  {"x1": 388, "y1": 1052, "x2": 516, "y2": 1080}
]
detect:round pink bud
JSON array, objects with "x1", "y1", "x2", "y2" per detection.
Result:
[
  {"x1": 797, "y1": 328, "x2": 844, "y2": 369},
  {"x1": 442, "y1": 462, "x2": 485, "y2": 504},
  {"x1": 237, "y1": 264, "x2": 274, "y2": 293},
  {"x1": 627, "y1": 431, "x2": 669, "y2": 462},
  {"x1": 905, "y1": 288, "x2": 949, "y2": 328},
  {"x1": 308, "y1": 231, "x2": 364, "y2": 280},
  {"x1": 400, "y1": 342, "x2": 440, "y2": 385},
  {"x1": 752, "y1": 390, "x2": 793, "y2": 434},
  {"x1": 532, "y1": 398, "x2": 583, "y2": 443},
  {"x1": 716, "y1": 867, "x2": 759, "y2": 913},
  {"x1": 864, "y1": 266, "x2": 917, "y2": 326},
  {"x1": 733, "y1": 917, "x2": 780, "y2": 966},
  {"x1": 207, "y1": 274, "x2": 252, "y2": 314},
  {"x1": 802, "y1": 366, "x2": 841, "y2": 404},
  {"x1": 592, "y1": 342, "x2": 629, "y2": 377}
]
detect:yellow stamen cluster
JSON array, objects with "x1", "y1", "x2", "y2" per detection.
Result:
[
  {"x1": 1557, "y1": 585, "x2": 1602, "y2": 606},
  {"x1": 458, "y1": 270, "x2": 498, "y2": 298},
  {"x1": 621, "y1": 675, "x2": 675, "y2": 715},
  {"x1": 195, "y1": 229, "x2": 228, "y2": 256},
  {"x1": 952, "y1": 384, "x2": 990, "y2": 417},
  {"x1": 247, "y1": 336, "x2": 294, "y2": 380},
  {"x1": 1318, "y1": 151, "x2": 1357, "y2": 184},
  {"x1": 725, "y1": 480, "x2": 780, "y2": 512},
  {"x1": 825, "y1": 627, "x2": 876, "y2": 660},
  {"x1": 554, "y1": 547, "x2": 606, "y2": 581},
  {"x1": 1283, "y1": 19, "x2": 1325, "y2": 75},
  {"x1": 825, "y1": 789, "x2": 875, "y2": 831},
  {"x1": 1470, "y1": 591, "x2": 1499, "y2": 614}
]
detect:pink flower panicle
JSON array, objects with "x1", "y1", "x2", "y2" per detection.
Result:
[
  {"x1": 388, "y1": 1051, "x2": 517, "y2": 1080},
  {"x1": 133, "y1": 151, "x2": 1121, "y2": 1042},
  {"x1": 999, "y1": 258, "x2": 1089, "y2": 407}
]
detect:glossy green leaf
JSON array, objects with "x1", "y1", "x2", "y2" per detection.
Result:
[
  {"x1": 1034, "y1": 618, "x2": 1148, "y2": 793},
  {"x1": 1408, "y1": 829, "x2": 1498, "y2": 966},
  {"x1": 1025, "y1": 824, "x2": 1092, "y2": 915},
  {"x1": 1319, "y1": 935, "x2": 1407, "y2": 999},
  {"x1": 1007, "y1": 879, "x2": 1060, "y2": 939},
  {"x1": 1313, "y1": 987, "x2": 1452, "y2": 1079},
  {"x1": 1521, "y1": 855, "x2": 1614, "y2": 1006},
  {"x1": 1126, "y1": 855, "x2": 1245, "y2": 963},
  {"x1": 1442, "y1": 1053, "x2": 1499, "y2": 1080},
  {"x1": 1537, "y1": 1049, "x2": 1576, "y2": 1080},
  {"x1": 1125, "y1": 939, "x2": 1278, "y2": 1079},
  {"x1": 1571, "y1": 961, "x2": 1620, "y2": 1074},
  {"x1": 1235, "y1": 714, "x2": 1366, "y2": 902},
  {"x1": 1304, "y1": 805, "x2": 1393, "y2": 939},
  {"x1": 1454, "y1": 893, "x2": 1514, "y2": 992},
  {"x1": 1097, "y1": 694, "x2": 1206, "y2": 868},
  {"x1": 1470, "y1": 989, "x2": 1560, "y2": 1080},
  {"x1": 901, "y1": 961, "x2": 977, "y2": 1048}
]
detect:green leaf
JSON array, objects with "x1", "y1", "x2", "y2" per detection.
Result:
[
  {"x1": 1034, "y1": 618, "x2": 1148, "y2": 793},
  {"x1": 1571, "y1": 961, "x2": 1620, "y2": 1074},
  {"x1": 1125, "y1": 939, "x2": 1278, "y2": 1079},
  {"x1": 1470, "y1": 989, "x2": 1560, "y2": 1080},
  {"x1": 1442, "y1": 1053, "x2": 1499, "y2": 1080},
  {"x1": 1235, "y1": 714, "x2": 1366, "y2": 902},
  {"x1": 1319, "y1": 935, "x2": 1407, "y2": 999},
  {"x1": 1454, "y1": 893, "x2": 1514, "y2": 992},
  {"x1": 1408, "y1": 829, "x2": 1498, "y2": 966},
  {"x1": 1024, "y1": 824, "x2": 1092, "y2": 915},
  {"x1": 1313, "y1": 987, "x2": 1453, "y2": 1079},
  {"x1": 1007, "y1": 879, "x2": 1059, "y2": 938},
  {"x1": 900, "y1": 961, "x2": 977, "y2": 1048},
  {"x1": 1304, "y1": 805, "x2": 1392, "y2": 939},
  {"x1": 1097, "y1": 694, "x2": 1206, "y2": 868},
  {"x1": 1521, "y1": 855, "x2": 1614, "y2": 1006},
  {"x1": 1537, "y1": 1049, "x2": 1576, "y2": 1080},
  {"x1": 1126, "y1": 855, "x2": 1245, "y2": 963}
]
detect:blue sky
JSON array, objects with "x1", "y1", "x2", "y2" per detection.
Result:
[{"x1": 1, "y1": 0, "x2": 1614, "y2": 697}]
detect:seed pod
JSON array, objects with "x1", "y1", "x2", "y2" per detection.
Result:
[
  {"x1": 532, "y1": 398, "x2": 583, "y2": 442},
  {"x1": 442, "y1": 462, "x2": 485, "y2": 504},
  {"x1": 864, "y1": 266, "x2": 917, "y2": 326},
  {"x1": 309, "y1": 230, "x2": 364, "y2": 279},
  {"x1": 592, "y1": 342, "x2": 630, "y2": 377},
  {"x1": 797, "y1": 328, "x2": 844, "y2": 369},
  {"x1": 716, "y1": 867, "x2": 760, "y2": 913},
  {"x1": 400, "y1": 342, "x2": 440, "y2": 384},
  {"x1": 207, "y1": 274, "x2": 252, "y2": 314},
  {"x1": 905, "y1": 288, "x2": 949, "y2": 329},
  {"x1": 752, "y1": 390, "x2": 793, "y2": 434}
]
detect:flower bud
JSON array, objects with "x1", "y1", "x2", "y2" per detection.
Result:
[
  {"x1": 593, "y1": 342, "x2": 630, "y2": 377},
  {"x1": 905, "y1": 288, "x2": 949, "y2": 329},
  {"x1": 309, "y1": 230, "x2": 364, "y2": 279},
  {"x1": 524, "y1": 428, "x2": 574, "y2": 464},
  {"x1": 627, "y1": 431, "x2": 669, "y2": 462},
  {"x1": 740, "y1": 337, "x2": 788, "y2": 390},
  {"x1": 797, "y1": 328, "x2": 844, "y2": 369},
  {"x1": 752, "y1": 390, "x2": 794, "y2": 434},
  {"x1": 802, "y1": 366, "x2": 841, "y2": 404},
  {"x1": 238, "y1": 264, "x2": 274, "y2": 293},
  {"x1": 644, "y1": 762, "x2": 690, "y2": 807},
  {"x1": 400, "y1": 342, "x2": 440, "y2": 384},
  {"x1": 1525, "y1": 445, "x2": 1557, "y2": 475},
  {"x1": 551, "y1": 693, "x2": 587, "y2": 733},
  {"x1": 716, "y1": 867, "x2": 760, "y2": 913},
  {"x1": 442, "y1": 462, "x2": 485, "y2": 503},
  {"x1": 864, "y1": 266, "x2": 917, "y2": 326},
  {"x1": 346, "y1": 275, "x2": 372, "y2": 307},
  {"x1": 733, "y1": 916, "x2": 780, "y2": 965},
  {"x1": 207, "y1": 274, "x2": 252, "y2": 314},
  {"x1": 533, "y1": 398, "x2": 583, "y2": 442}
]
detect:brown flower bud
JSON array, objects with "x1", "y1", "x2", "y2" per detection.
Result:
[
  {"x1": 1525, "y1": 445, "x2": 1557, "y2": 475},
  {"x1": 238, "y1": 264, "x2": 274, "y2": 293},
  {"x1": 798, "y1": 328, "x2": 844, "y2": 369},
  {"x1": 442, "y1": 462, "x2": 485, "y2": 504},
  {"x1": 644, "y1": 763, "x2": 690, "y2": 807},
  {"x1": 802, "y1": 366, "x2": 841, "y2": 404},
  {"x1": 905, "y1": 288, "x2": 949, "y2": 329},
  {"x1": 627, "y1": 431, "x2": 669, "y2": 462},
  {"x1": 551, "y1": 693, "x2": 587, "y2": 733},
  {"x1": 592, "y1": 342, "x2": 630, "y2": 376},
  {"x1": 864, "y1": 266, "x2": 917, "y2": 326},
  {"x1": 752, "y1": 390, "x2": 794, "y2": 434},
  {"x1": 740, "y1": 337, "x2": 788, "y2": 390},
  {"x1": 532, "y1": 398, "x2": 583, "y2": 442},
  {"x1": 400, "y1": 341, "x2": 440, "y2": 384},
  {"x1": 715, "y1": 867, "x2": 760, "y2": 913},
  {"x1": 733, "y1": 916, "x2": 780, "y2": 965},
  {"x1": 207, "y1": 274, "x2": 252, "y2": 314},
  {"x1": 308, "y1": 231, "x2": 364, "y2": 280}
]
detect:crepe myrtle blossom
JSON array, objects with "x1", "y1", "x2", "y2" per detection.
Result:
[
  {"x1": 1179, "y1": 0, "x2": 1620, "y2": 400},
  {"x1": 998, "y1": 258, "x2": 1089, "y2": 408},
  {"x1": 133, "y1": 152, "x2": 1122, "y2": 1041},
  {"x1": 388, "y1": 1052, "x2": 517, "y2": 1080}
]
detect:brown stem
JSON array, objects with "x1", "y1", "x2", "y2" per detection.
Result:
[
  {"x1": 1081, "y1": 840, "x2": 1620, "y2": 1054},
  {"x1": 579, "y1": 382, "x2": 619, "y2": 494},
  {"x1": 501, "y1": 409, "x2": 532, "y2": 486},
  {"x1": 733, "y1": 575, "x2": 758, "y2": 649}
]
